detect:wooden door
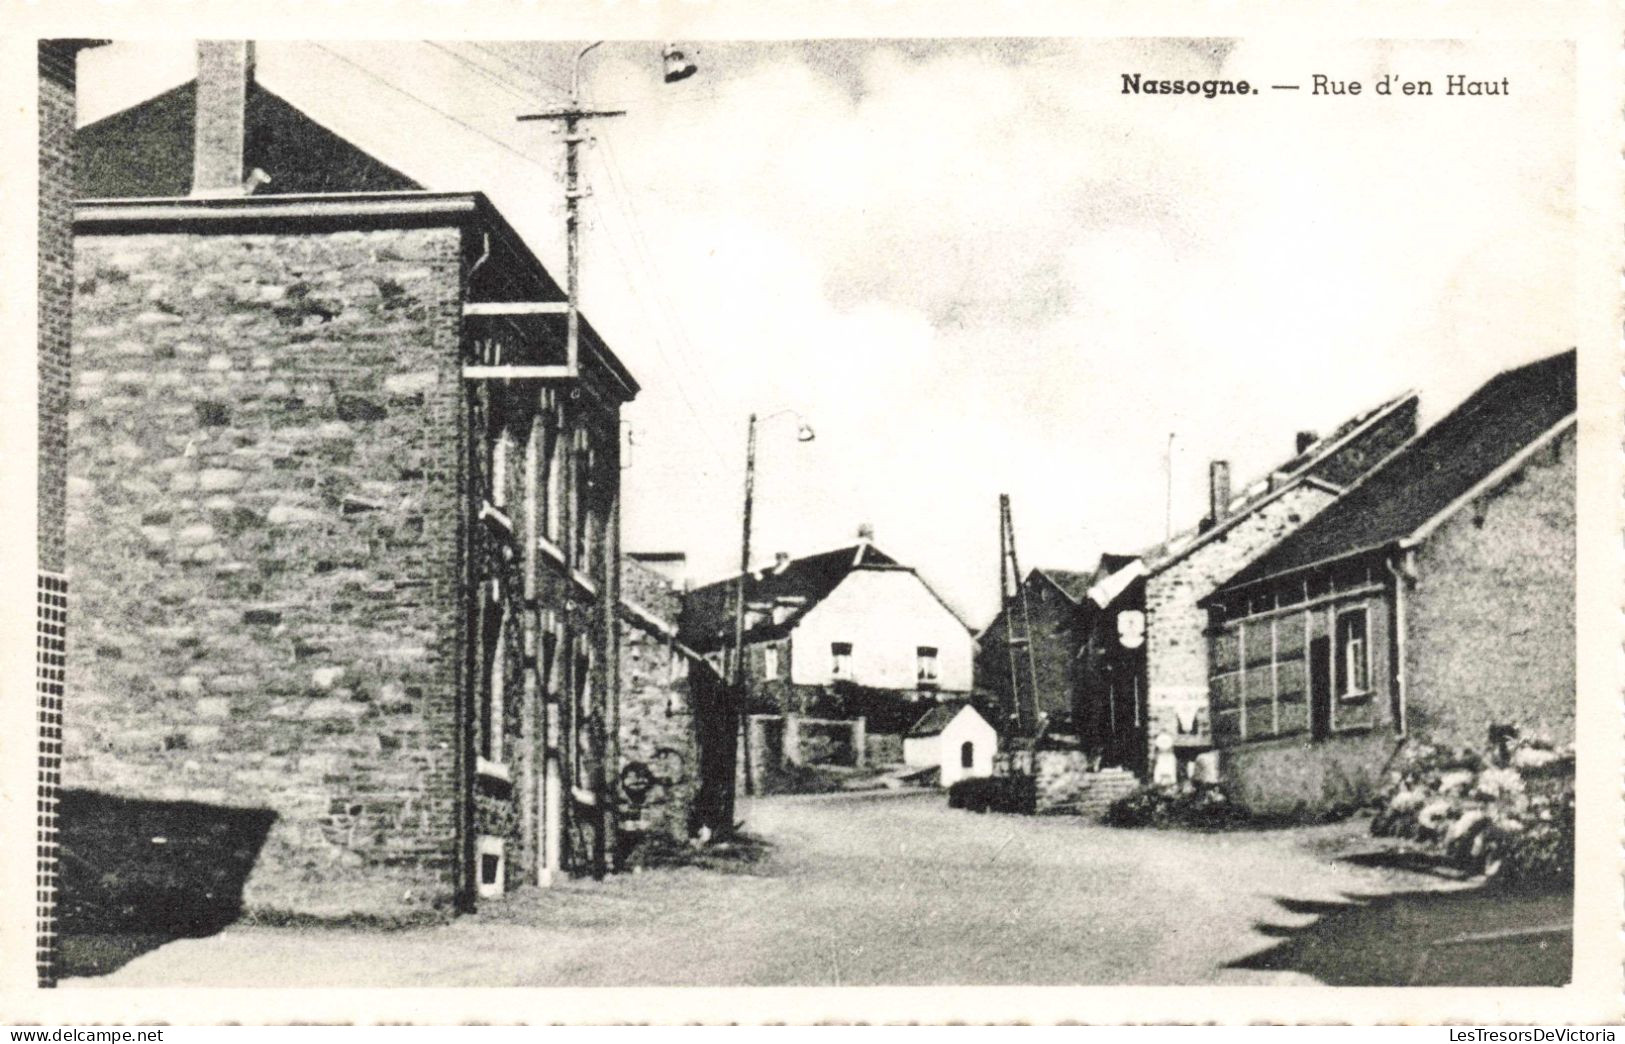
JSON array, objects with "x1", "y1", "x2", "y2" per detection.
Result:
[{"x1": 1309, "y1": 634, "x2": 1332, "y2": 741}]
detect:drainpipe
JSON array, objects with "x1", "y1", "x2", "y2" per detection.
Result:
[{"x1": 1384, "y1": 550, "x2": 1414, "y2": 738}]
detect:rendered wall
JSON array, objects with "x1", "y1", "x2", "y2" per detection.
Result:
[
  {"x1": 1404, "y1": 425, "x2": 1576, "y2": 749},
  {"x1": 790, "y1": 570, "x2": 973, "y2": 692}
]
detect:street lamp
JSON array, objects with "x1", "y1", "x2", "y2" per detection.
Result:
[{"x1": 733, "y1": 409, "x2": 815, "y2": 803}]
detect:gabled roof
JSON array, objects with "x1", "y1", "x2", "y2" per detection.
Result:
[
  {"x1": 1034, "y1": 567, "x2": 1101, "y2": 604},
  {"x1": 906, "y1": 701, "x2": 986, "y2": 739},
  {"x1": 1209, "y1": 349, "x2": 1577, "y2": 598},
  {"x1": 78, "y1": 80, "x2": 422, "y2": 199},
  {"x1": 677, "y1": 543, "x2": 898, "y2": 651},
  {"x1": 1138, "y1": 390, "x2": 1419, "y2": 577}
]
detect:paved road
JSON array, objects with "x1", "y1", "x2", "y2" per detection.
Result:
[{"x1": 68, "y1": 790, "x2": 1465, "y2": 988}]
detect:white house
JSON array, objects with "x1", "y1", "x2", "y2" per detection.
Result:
[
  {"x1": 904, "y1": 703, "x2": 998, "y2": 787},
  {"x1": 678, "y1": 535, "x2": 975, "y2": 719}
]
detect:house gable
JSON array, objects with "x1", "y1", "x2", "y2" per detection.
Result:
[
  {"x1": 790, "y1": 567, "x2": 974, "y2": 692},
  {"x1": 78, "y1": 80, "x2": 422, "y2": 199}
]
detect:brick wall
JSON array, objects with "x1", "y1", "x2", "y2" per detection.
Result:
[
  {"x1": 39, "y1": 55, "x2": 75, "y2": 575},
  {"x1": 1405, "y1": 425, "x2": 1576, "y2": 748},
  {"x1": 65, "y1": 226, "x2": 466, "y2": 918},
  {"x1": 37, "y1": 42, "x2": 87, "y2": 990}
]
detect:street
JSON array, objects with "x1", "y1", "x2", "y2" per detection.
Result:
[{"x1": 65, "y1": 791, "x2": 1557, "y2": 988}]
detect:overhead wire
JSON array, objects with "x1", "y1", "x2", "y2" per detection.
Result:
[{"x1": 303, "y1": 40, "x2": 736, "y2": 473}]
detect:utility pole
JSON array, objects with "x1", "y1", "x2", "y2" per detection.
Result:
[
  {"x1": 732, "y1": 414, "x2": 759, "y2": 801},
  {"x1": 516, "y1": 42, "x2": 624, "y2": 881},
  {"x1": 519, "y1": 42, "x2": 625, "y2": 381},
  {"x1": 999, "y1": 495, "x2": 1039, "y2": 737},
  {"x1": 1165, "y1": 432, "x2": 1176, "y2": 541}
]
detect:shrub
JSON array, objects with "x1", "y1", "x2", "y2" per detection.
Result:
[
  {"x1": 1105, "y1": 783, "x2": 1253, "y2": 830},
  {"x1": 947, "y1": 775, "x2": 1035, "y2": 815},
  {"x1": 1371, "y1": 726, "x2": 1574, "y2": 886}
]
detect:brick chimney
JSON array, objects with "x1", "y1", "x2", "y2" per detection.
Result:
[
  {"x1": 191, "y1": 41, "x2": 255, "y2": 197},
  {"x1": 1208, "y1": 460, "x2": 1231, "y2": 525},
  {"x1": 1296, "y1": 430, "x2": 1319, "y2": 455}
]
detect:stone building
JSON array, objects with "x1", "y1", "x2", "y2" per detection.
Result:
[
  {"x1": 617, "y1": 557, "x2": 733, "y2": 846},
  {"x1": 1075, "y1": 391, "x2": 1419, "y2": 777},
  {"x1": 1200, "y1": 349, "x2": 1576, "y2": 814},
  {"x1": 62, "y1": 42, "x2": 638, "y2": 922},
  {"x1": 36, "y1": 36, "x2": 106, "y2": 990}
]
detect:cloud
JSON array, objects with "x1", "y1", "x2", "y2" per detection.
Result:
[{"x1": 77, "y1": 37, "x2": 1576, "y2": 621}]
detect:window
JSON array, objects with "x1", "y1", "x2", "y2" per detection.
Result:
[
  {"x1": 763, "y1": 645, "x2": 780, "y2": 681},
  {"x1": 543, "y1": 403, "x2": 564, "y2": 546},
  {"x1": 831, "y1": 642, "x2": 853, "y2": 679},
  {"x1": 1335, "y1": 607, "x2": 1370, "y2": 697},
  {"x1": 916, "y1": 646, "x2": 939, "y2": 687},
  {"x1": 490, "y1": 431, "x2": 509, "y2": 508},
  {"x1": 960, "y1": 741, "x2": 974, "y2": 769},
  {"x1": 476, "y1": 835, "x2": 505, "y2": 899},
  {"x1": 479, "y1": 581, "x2": 506, "y2": 763}
]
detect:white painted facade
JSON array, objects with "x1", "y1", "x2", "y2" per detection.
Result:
[
  {"x1": 788, "y1": 567, "x2": 973, "y2": 692},
  {"x1": 903, "y1": 705, "x2": 998, "y2": 787}
]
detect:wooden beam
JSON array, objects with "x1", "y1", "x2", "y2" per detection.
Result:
[
  {"x1": 465, "y1": 301, "x2": 571, "y2": 317},
  {"x1": 463, "y1": 365, "x2": 575, "y2": 381}
]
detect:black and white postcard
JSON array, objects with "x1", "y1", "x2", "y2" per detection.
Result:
[{"x1": 3, "y1": 0, "x2": 1620, "y2": 1027}]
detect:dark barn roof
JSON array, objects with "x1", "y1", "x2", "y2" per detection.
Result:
[
  {"x1": 77, "y1": 80, "x2": 422, "y2": 199},
  {"x1": 1035, "y1": 567, "x2": 1098, "y2": 604},
  {"x1": 678, "y1": 543, "x2": 898, "y2": 652},
  {"x1": 1212, "y1": 349, "x2": 1577, "y2": 596}
]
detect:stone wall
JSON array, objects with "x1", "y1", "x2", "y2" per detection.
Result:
[
  {"x1": 65, "y1": 226, "x2": 466, "y2": 917},
  {"x1": 618, "y1": 558, "x2": 703, "y2": 843},
  {"x1": 865, "y1": 732, "x2": 904, "y2": 766},
  {"x1": 1405, "y1": 424, "x2": 1576, "y2": 748},
  {"x1": 1145, "y1": 484, "x2": 1334, "y2": 750},
  {"x1": 1031, "y1": 753, "x2": 1139, "y2": 817},
  {"x1": 1219, "y1": 727, "x2": 1398, "y2": 816}
]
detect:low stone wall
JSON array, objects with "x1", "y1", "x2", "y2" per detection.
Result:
[
  {"x1": 865, "y1": 732, "x2": 903, "y2": 767},
  {"x1": 787, "y1": 715, "x2": 865, "y2": 768},
  {"x1": 1032, "y1": 752, "x2": 1139, "y2": 818}
]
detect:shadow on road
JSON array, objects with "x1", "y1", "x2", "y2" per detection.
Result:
[
  {"x1": 1227, "y1": 884, "x2": 1572, "y2": 986},
  {"x1": 57, "y1": 789, "x2": 277, "y2": 979},
  {"x1": 1338, "y1": 848, "x2": 1473, "y2": 880}
]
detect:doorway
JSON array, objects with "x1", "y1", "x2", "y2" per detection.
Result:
[{"x1": 1309, "y1": 634, "x2": 1332, "y2": 740}]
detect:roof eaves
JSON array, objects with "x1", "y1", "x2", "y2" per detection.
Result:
[
  {"x1": 1199, "y1": 541, "x2": 1398, "y2": 607},
  {"x1": 76, "y1": 190, "x2": 484, "y2": 231},
  {"x1": 1398, "y1": 412, "x2": 1577, "y2": 550}
]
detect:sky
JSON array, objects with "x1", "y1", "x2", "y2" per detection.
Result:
[{"x1": 76, "y1": 37, "x2": 1576, "y2": 624}]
